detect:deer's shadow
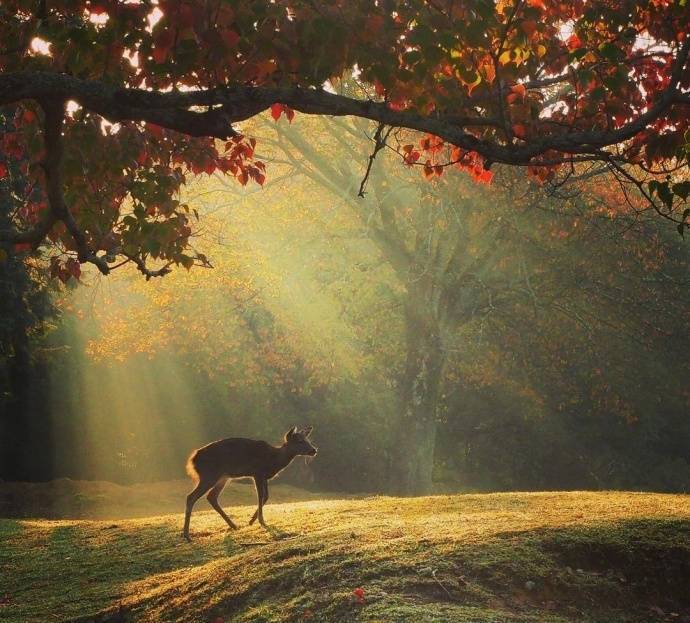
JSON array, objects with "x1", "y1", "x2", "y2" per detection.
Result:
[{"x1": 221, "y1": 524, "x2": 297, "y2": 552}]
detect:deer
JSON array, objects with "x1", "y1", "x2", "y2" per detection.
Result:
[{"x1": 182, "y1": 426, "x2": 317, "y2": 541}]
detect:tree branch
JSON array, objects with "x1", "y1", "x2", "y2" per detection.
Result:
[
  {"x1": 358, "y1": 122, "x2": 392, "y2": 197},
  {"x1": 40, "y1": 99, "x2": 110, "y2": 275},
  {"x1": 2, "y1": 67, "x2": 687, "y2": 167},
  {"x1": 122, "y1": 253, "x2": 173, "y2": 280}
]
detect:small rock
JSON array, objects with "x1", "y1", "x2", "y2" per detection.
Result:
[
  {"x1": 525, "y1": 580, "x2": 536, "y2": 591},
  {"x1": 576, "y1": 568, "x2": 585, "y2": 575}
]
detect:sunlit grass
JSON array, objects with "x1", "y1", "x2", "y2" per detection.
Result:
[{"x1": 2, "y1": 491, "x2": 689, "y2": 622}]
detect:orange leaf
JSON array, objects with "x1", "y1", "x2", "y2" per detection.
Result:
[
  {"x1": 511, "y1": 83, "x2": 526, "y2": 99},
  {"x1": 479, "y1": 58, "x2": 496, "y2": 83}
]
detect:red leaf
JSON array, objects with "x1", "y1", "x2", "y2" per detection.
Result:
[
  {"x1": 13, "y1": 243, "x2": 32, "y2": 253},
  {"x1": 67, "y1": 259, "x2": 82, "y2": 279},
  {"x1": 353, "y1": 587, "x2": 365, "y2": 603},
  {"x1": 146, "y1": 123, "x2": 164, "y2": 138},
  {"x1": 178, "y1": 4, "x2": 195, "y2": 27},
  {"x1": 567, "y1": 34, "x2": 583, "y2": 51},
  {"x1": 510, "y1": 83, "x2": 526, "y2": 100},
  {"x1": 522, "y1": 19, "x2": 538, "y2": 38},
  {"x1": 477, "y1": 169, "x2": 493, "y2": 184},
  {"x1": 270, "y1": 103, "x2": 283, "y2": 121},
  {"x1": 221, "y1": 28, "x2": 240, "y2": 48},
  {"x1": 0, "y1": 163, "x2": 7, "y2": 179},
  {"x1": 89, "y1": 3, "x2": 108, "y2": 15},
  {"x1": 22, "y1": 110, "x2": 36, "y2": 124},
  {"x1": 527, "y1": 0, "x2": 546, "y2": 10},
  {"x1": 152, "y1": 29, "x2": 174, "y2": 64},
  {"x1": 512, "y1": 123, "x2": 527, "y2": 138},
  {"x1": 284, "y1": 106, "x2": 295, "y2": 122}
]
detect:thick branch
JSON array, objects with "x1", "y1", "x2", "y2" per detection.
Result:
[
  {"x1": 40, "y1": 99, "x2": 110, "y2": 275},
  {"x1": 0, "y1": 211, "x2": 57, "y2": 246},
  {"x1": 1, "y1": 58, "x2": 688, "y2": 166}
]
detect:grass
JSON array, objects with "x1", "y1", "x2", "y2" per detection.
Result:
[{"x1": 1, "y1": 488, "x2": 689, "y2": 623}]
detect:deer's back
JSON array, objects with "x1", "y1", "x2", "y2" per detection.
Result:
[{"x1": 190, "y1": 437, "x2": 279, "y2": 480}]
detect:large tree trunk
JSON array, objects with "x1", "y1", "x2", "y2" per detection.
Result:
[{"x1": 390, "y1": 304, "x2": 445, "y2": 495}]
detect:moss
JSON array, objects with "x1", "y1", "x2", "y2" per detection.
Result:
[{"x1": 1, "y1": 491, "x2": 689, "y2": 622}]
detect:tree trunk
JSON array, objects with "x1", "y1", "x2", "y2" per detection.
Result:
[{"x1": 390, "y1": 305, "x2": 445, "y2": 495}]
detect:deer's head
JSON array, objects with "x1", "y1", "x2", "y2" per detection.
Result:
[{"x1": 284, "y1": 426, "x2": 317, "y2": 456}]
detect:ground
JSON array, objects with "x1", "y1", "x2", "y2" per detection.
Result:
[{"x1": 0, "y1": 483, "x2": 689, "y2": 623}]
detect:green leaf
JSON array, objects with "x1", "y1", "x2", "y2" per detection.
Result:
[
  {"x1": 598, "y1": 42, "x2": 622, "y2": 61},
  {"x1": 671, "y1": 182, "x2": 690, "y2": 201}
]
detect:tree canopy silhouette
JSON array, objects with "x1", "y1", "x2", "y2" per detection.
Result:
[{"x1": 1, "y1": 0, "x2": 689, "y2": 278}]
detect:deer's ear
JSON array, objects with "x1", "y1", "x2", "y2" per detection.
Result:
[
  {"x1": 285, "y1": 426, "x2": 297, "y2": 441},
  {"x1": 301, "y1": 426, "x2": 313, "y2": 437}
]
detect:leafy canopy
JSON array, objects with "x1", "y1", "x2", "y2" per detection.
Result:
[{"x1": 0, "y1": 0, "x2": 688, "y2": 278}]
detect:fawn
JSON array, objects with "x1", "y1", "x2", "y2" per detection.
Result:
[{"x1": 183, "y1": 426, "x2": 317, "y2": 540}]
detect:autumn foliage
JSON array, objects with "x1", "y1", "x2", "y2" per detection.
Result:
[{"x1": 0, "y1": 0, "x2": 688, "y2": 277}]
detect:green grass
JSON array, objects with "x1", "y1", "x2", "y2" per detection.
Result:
[{"x1": 1, "y1": 490, "x2": 689, "y2": 622}]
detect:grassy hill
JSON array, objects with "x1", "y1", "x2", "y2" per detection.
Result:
[{"x1": 1, "y1": 489, "x2": 689, "y2": 623}]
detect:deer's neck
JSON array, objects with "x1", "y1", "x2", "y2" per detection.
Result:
[{"x1": 271, "y1": 444, "x2": 298, "y2": 475}]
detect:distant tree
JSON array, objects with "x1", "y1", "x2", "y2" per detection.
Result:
[
  {"x1": 236, "y1": 113, "x2": 689, "y2": 493},
  {"x1": 1, "y1": 0, "x2": 688, "y2": 277}
]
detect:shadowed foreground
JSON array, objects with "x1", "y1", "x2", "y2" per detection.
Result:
[{"x1": 1, "y1": 491, "x2": 689, "y2": 623}]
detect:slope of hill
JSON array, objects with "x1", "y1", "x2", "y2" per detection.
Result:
[{"x1": 1, "y1": 491, "x2": 689, "y2": 623}]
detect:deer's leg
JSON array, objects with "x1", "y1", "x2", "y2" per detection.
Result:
[
  {"x1": 257, "y1": 479, "x2": 269, "y2": 528},
  {"x1": 249, "y1": 476, "x2": 267, "y2": 526},
  {"x1": 206, "y1": 478, "x2": 238, "y2": 530},
  {"x1": 183, "y1": 477, "x2": 214, "y2": 541}
]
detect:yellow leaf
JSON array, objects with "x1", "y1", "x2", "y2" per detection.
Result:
[{"x1": 499, "y1": 50, "x2": 512, "y2": 65}]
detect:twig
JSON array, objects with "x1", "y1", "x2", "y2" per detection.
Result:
[
  {"x1": 431, "y1": 568, "x2": 462, "y2": 602},
  {"x1": 358, "y1": 122, "x2": 392, "y2": 197}
]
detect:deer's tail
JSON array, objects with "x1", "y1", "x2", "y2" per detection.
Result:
[{"x1": 185, "y1": 450, "x2": 199, "y2": 482}]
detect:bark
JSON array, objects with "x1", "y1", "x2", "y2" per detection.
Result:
[
  {"x1": 391, "y1": 303, "x2": 446, "y2": 495},
  {"x1": 2, "y1": 65, "x2": 688, "y2": 166}
]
